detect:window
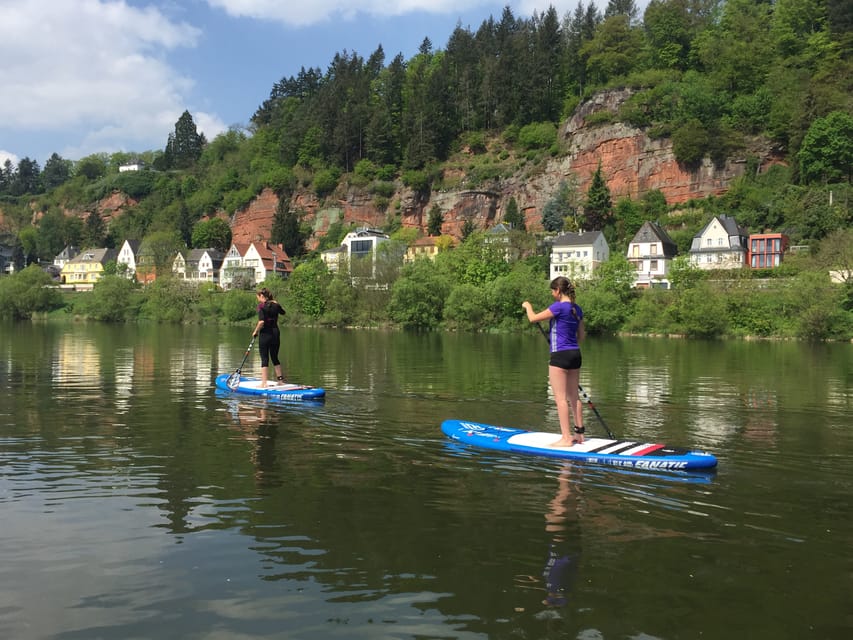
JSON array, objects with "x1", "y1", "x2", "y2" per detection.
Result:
[
  {"x1": 351, "y1": 239, "x2": 373, "y2": 257},
  {"x1": 632, "y1": 245, "x2": 639, "y2": 257},
  {"x1": 751, "y1": 255, "x2": 758, "y2": 268},
  {"x1": 751, "y1": 239, "x2": 758, "y2": 251},
  {"x1": 707, "y1": 238, "x2": 713, "y2": 247},
  {"x1": 718, "y1": 237, "x2": 724, "y2": 246},
  {"x1": 650, "y1": 245, "x2": 657, "y2": 255},
  {"x1": 650, "y1": 260, "x2": 658, "y2": 271}
]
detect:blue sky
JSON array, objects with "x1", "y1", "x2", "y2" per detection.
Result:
[{"x1": 0, "y1": 0, "x2": 644, "y2": 168}]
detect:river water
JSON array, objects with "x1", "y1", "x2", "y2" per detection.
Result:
[{"x1": 1, "y1": 322, "x2": 850, "y2": 639}]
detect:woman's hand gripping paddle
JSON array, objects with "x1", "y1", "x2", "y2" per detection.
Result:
[
  {"x1": 535, "y1": 322, "x2": 616, "y2": 440},
  {"x1": 226, "y1": 336, "x2": 256, "y2": 391}
]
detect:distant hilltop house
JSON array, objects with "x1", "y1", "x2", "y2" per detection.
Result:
[
  {"x1": 549, "y1": 231, "x2": 610, "y2": 281},
  {"x1": 118, "y1": 161, "x2": 145, "y2": 172},
  {"x1": 627, "y1": 221, "x2": 678, "y2": 289},
  {"x1": 689, "y1": 215, "x2": 749, "y2": 270}
]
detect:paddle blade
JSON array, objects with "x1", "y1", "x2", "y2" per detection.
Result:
[{"x1": 226, "y1": 371, "x2": 241, "y2": 391}]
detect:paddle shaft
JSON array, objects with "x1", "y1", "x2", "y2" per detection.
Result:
[
  {"x1": 535, "y1": 322, "x2": 616, "y2": 439},
  {"x1": 227, "y1": 336, "x2": 256, "y2": 389}
]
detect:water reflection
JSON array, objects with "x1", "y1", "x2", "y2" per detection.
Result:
[{"x1": 538, "y1": 465, "x2": 581, "y2": 610}]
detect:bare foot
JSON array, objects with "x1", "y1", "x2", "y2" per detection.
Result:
[
  {"x1": 551, "y1": 438, "x2": 575, "y2": 447},
  {"x1": 572, "y1": 436, "x2": 585, "y2": 445}
]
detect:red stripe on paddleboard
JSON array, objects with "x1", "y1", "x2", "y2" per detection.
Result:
[{"x1": 631, "y1": 444, "x2": 665, "y2": 456}]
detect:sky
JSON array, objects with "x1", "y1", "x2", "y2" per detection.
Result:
[{"x1": 0, "y1": 0, "x2": 647, "y2": 168}]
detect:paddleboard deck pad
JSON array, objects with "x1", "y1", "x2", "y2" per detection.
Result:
[
  {"x1": 441, "y1": 419, "x2": 717, "y2": 471},
  {"x1": 215, "y1": 374, "x2": 325, "y2": 400}
]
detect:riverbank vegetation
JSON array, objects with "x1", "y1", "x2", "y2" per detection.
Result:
[{"x1": 3, "y1": 226, "x2": 851, "y2": 341}]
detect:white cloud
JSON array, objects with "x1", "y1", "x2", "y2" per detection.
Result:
[
  {"x1": 0, "y1": 0, "x2": 221, "y2": 159},
  {"x1": 205, "y1": 1, "x2": 651, "y2": 26},
  {"x1": 0, "y1": 150, "x2": 20, "y2": 167},
  {"x1": 204, "y1": 0, "x2": 591, "y2": 27}
]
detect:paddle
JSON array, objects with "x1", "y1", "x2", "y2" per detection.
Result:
[
  {"x1": 226, "y1": 335, "x2": 256, "y2": 391},
  {"x1": 535, "y1": 322, "x2": 616, "y2": 440}
]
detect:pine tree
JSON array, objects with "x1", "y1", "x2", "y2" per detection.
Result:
[
  {"x1": 584, "y1": 162, "x2": 613, "y2": 231},
  {"x1": 427, "y1": 204, "x2": 444, "y2": 236},
  {"x1": 270, "y1": 198, "x2": 307, "y2": 258},
  {"x1": 503, "y1": 197, "x2": 526, "y2": 231},
  {"x1": 165, "y1": 111, "x2": 206, "y2": 169}
]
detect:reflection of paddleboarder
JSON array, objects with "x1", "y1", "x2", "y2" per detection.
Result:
[{"x1": 542, "y1": 464, "x2": 580, "y2": 608}]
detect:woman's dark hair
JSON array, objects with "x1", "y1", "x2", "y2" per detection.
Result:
[
  {"x1": 256, "y1": 287, "x2": 275, "y2": 301},
  {"x1": 549, "y1": 276, "x2": 576, "y2": 301}
]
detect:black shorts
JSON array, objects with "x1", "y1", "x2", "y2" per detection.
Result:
[{"x1": 550, "y1": 349, "x2": 582, "y2": 370}]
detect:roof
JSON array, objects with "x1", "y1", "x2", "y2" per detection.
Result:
[
  {"x1": 120, "y1": 239, "x2": 142, "y2": 253},
  {"x1": 67, "y1": 248, "x2": 116, "y2": 264},
  {"x1": 551, "y1": 230, "x2": 606, "y2": 247},
  {"x1": 630, "y1": 222, "x2": 677, "y2": 255},
  {"x1": 486, "y1": 222, "x2": 513, "y2": 234},
  {"x1": 694, "y1": 214, "x2": 748, "y2": 239}
]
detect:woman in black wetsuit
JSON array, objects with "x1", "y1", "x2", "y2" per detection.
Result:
[{"x1": 252, "y1": 288, "x2": 286, "y2": 387}]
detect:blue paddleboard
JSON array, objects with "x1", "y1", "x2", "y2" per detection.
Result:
[
  {"x1": 441, "y1": 419, "x2": 717, "y2": 472},
  {"x1": 215, "y1": 374, "x2": 326, "y2": 401}
]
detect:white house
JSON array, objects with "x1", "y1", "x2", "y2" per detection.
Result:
[
  {"x1": 116, "y1": 240, "x2": 141, "y2": 280},
  {"x1": 118, "y1": 162, "x2": 144, "y2": 172},
  {"x1": 320, "y1": 227, "x2": 390, "y2": 278},
  {"x1": 220, "y1": 242, "x2": 291, "y2": 289},
  {"x1": 53, "y1": 245, "x2": 79, "y2": 269},
  {"x1": 220, "y1": 243, "x2": 251, "y2": 289},
  {"x1": 173, "y1": 248, "x2": 225, "y2": 283},
  {"x1": 688, "y1": 215, "x2": 748, "y2": 270},
  {"x1": 244, "y1": 242, "x2": 291, "y2": 283},
  {"x1": 627, "y1": 221, "x2": 678, "y2": 289},
  {"x1": 549, "y1": 231, "x2": 609, "y2": 281}
]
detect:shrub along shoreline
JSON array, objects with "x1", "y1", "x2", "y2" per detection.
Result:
[{"x1": 4, "y1": 259, "x2": 852, "y2": 342}]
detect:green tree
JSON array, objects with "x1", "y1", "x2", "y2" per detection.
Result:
[
  {"x1": 11, "y1": 157, "x2": 41, "y2": 196},
  {"x1": 270, "y1": 198, "x2": 309, "y2": 258},
  {"x1": 191, "y1": 218, "x2": 232, "y2": 251},
  {"x1": 0, "y1": 265, "x2": 62, "y2": 320},
  {"x1": 75, "y1": 154, "x2": 108, "y2": 180},
  {"x1": 42, "y1": 153, "x2": 72, "y2": 190},
  {"x1": 138, "y1": 230, "x2": 184, "y2": 278},
  {"x1": 503, "y1": 196, "x2": 525, "y2": 231},
  {"x1": 82, "y1": 212, "x2": 107, "y2": 249},
  {"x1": 388, "y1": 258, "x2": 451, "y2": 328},
  {"x1": 83, "y1": 275, "x2": 140, "y2": 322},
  {"x1": 427, "y1": 204, "x2": 444, "y2": 236},
  {"x1": 287, "y1": 260, "x2": 330, "y2": 317},
  {"x1": 164, "y1": 110, "x2": 206, "y2": 169},
  {"x1": 797, "y1": 111, "x2": 853, "y2": 184},
  {"x1": 584, "y1": 161, "x2": 613, "y2": 231}
]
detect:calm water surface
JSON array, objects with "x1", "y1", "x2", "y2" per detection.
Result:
[{"x1": 0, "y1": 322, "x2": 851, "y2": 640}]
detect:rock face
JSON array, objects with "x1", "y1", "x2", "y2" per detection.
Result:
[{"x1": 230, "y1": 89, "x2": 784, "y2": 249}]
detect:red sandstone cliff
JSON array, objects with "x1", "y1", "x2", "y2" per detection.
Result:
[{"x1": 230, "y1": 89, "x2": 784, "y2": 249}]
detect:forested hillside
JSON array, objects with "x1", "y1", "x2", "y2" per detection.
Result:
[{"x1": 0, "y1": 0, "x2": 850, "y2": 265}]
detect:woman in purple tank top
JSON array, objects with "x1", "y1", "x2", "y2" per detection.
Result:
[{"x1": 522, "y1": 277, "x2": 585, "y2": 446}]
